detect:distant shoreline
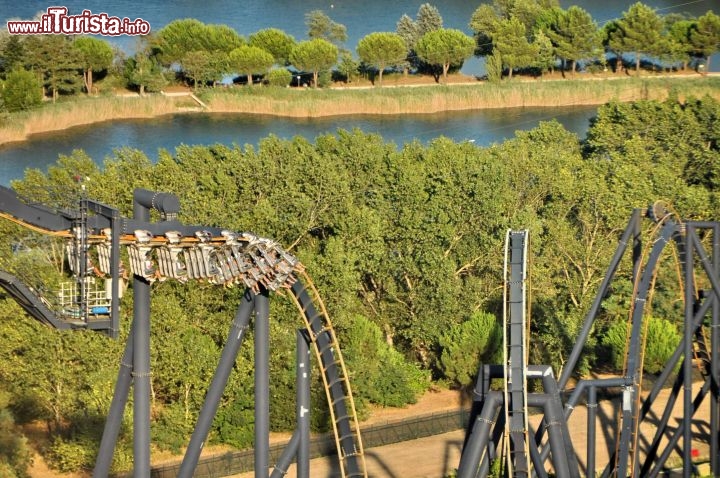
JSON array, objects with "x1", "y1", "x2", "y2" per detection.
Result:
[{"x1": 1, "y1": 74, "x2": 718, "y2": 148}]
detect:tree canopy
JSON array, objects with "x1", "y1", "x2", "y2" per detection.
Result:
[
  {"x1": 289, "y1": 39, "x2": 338, "y2": 87},
  {"x1": 357, "y1": 32, "x2": 407, "y2": 86},
  {"x1": 415, "y1": 28, "x2": 475, "y2": 81}
]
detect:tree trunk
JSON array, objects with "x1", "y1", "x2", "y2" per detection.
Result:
[
  {"x1": 378, "y1": 67, "x2": 383, "y2": 87},
  {"x1": 84, "y1": 67, "x2": 93, "y2": 95},
  {"x1": 635, "y1": 55, "x2": 641, "y2": 74},
  {"x1": 139, "y1": 84, "x2": 145, "y2": 96},
  {"x1": 443, "y1": 63, "x2": 449, "y2": 82},
  {"x1": 313, "y1": 71, "x2": 318, "y2": 88}
]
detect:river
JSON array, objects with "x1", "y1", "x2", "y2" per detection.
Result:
[
  {"x1": 0, "y1": 106, "x2": 597, "y2": 185},
  {"x1": 0, "y1": 0, "x2": 716, "y2": 184}
]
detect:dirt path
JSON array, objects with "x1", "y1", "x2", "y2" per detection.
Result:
[{"x1": 228, "y1": 381, "x2": 713, "y2": 478}]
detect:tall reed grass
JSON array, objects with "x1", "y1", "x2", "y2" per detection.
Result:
[
  {"x1": 1, "y1": 76, "x2": 718, "y2": 145},
  {"x1": 0, "y1": 95, "x2": 179, "y2": 145}
]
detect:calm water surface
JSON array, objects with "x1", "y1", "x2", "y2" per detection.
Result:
[
  {"x1": 0, "y1": 1, "x2": 715, "y2": 183},
  {"x1": 0, "y1": 107, "x2": 597, "y2": 185}
]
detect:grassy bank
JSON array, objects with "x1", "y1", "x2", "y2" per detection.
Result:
[
  {"x1": 1, "y1": 76, "x2": 719, "y2": 146},
  {"x1": 0, "y1": 94, "x2": 182, "y2": 145}
]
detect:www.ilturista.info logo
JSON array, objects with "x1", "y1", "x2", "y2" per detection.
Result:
[{"x1": 7, "y1": 7, "x2": 151, "y2": 36}]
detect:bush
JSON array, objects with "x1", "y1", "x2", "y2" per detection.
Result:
[
  {"x1": 0, "y1": 393, "x2": 32, "y2": 478},
  {"x1": 266, "y1": 68, "x2": 292, "y2": 87},
  {"x1": 343, "y1": 315, "x2": 428, "y2": 409},
  {"x1": 602, "y1": 316, "x2": 681, "y2": 375},
  {"x1": 46, "y1": 436, "x2": 95, "y2": 473},
  {"x1": 439, "y1": 311, "x2": 502, "y2": 386},
  {"x1": 1, "y1": 69, "x2": 42, "y2": 112},
  {"x1": 486, "y1": 54, "x2": 503, "y2": 83}
]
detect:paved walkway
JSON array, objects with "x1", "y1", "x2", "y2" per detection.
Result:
[{"x1": 229, "y1": 381, "x2": 714, "y2": 478}]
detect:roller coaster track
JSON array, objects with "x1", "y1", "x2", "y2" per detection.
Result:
[
  {"x1": 0, "y1": 185, "x2": 367, "y2": 478},
  {"x1": 503, "y1": 230, "x2": 531, "y2": 478}
]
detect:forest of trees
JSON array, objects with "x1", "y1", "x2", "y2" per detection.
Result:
[
  {"x1": 0, "y1": 92, "x2": 718, "y2": 474},
  {"x1": 0, "y1": 1, "x2": 718, "y2": 109}
]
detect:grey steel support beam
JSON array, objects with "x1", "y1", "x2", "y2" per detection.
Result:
[
  {"x1": 132, "y1": 194, "x2": 151, "y2": 478},
  {"x1": 559, "y1": 210, "x2": 641, "y2": 390},
  {"x1": 713, "y1": 224, "x2": 720, "y2": 476},
  {"x1": 269, "y1": 330, "x2": 311, "y2": 478},
  {"x1": 177, "y1": 290, "x2": 255, "y2": 478},
  {"x1": 587, "y1": 386, "x2": 597, "y2": 478},
  {"x1": 457, "y1": 391, "x2": 503, "y2": 478},
  {"x1": 93, "y1": 321, "x2": 134, "y2": 478},
  {"x1": 297, "y1": 329, "x2": 311, "y2": 478},
  {"x1": 255, "y1": 289, "x2": 270, "y2": 478},
  {"x1": 683, "y1": 226, "x2": 695, "y2": 478}
]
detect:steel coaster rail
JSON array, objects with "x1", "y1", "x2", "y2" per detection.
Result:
[{"x1": 0, "y1": 185, "x2": 366, "y2": 478}]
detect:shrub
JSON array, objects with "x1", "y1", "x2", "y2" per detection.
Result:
[
  {"x1": 266, "y1": 68, "x2": 292, "y2": 87},
  {"x1": 343, "y1": 315, "x2": 428, "y2": 409},
  {"x1": 439, "y1": 311, "x2": 502, "y2": 386},
  {"x1": 602, "y1": 316, "x2": 681, "y2": 375},
  {"x1": 0, "y1": 391, "x2": 32, "y2": 478},
  {"x1": 1, "y1": 69, "x2": 42, "y2": 112}
]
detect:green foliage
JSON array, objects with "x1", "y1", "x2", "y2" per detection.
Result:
[
  {"x1": 1, "y1": 69, "x2": 42, "y2": 112},
  {"x1": 609, "y1": 2, "x2": 664, "y2": 72},
  {"x1": 602, "y1": 316, "x2": 681, "y2": 374},
  {"x1": 305, "y1": 10, "x2": 347, "y2": 46},
  {"x1": 229, "y1": 46, "x2": 275, "y2": 86},
  {"x1": 266, "y1": 68, "x2": 292, "y2": 87},
  {"x1": 691, "y1": 11, "x2": 720, "y2": 70},
  {"x1": 0, "y1": 391, "x2": 32, "y2": 478},
  {"x1": 153, "y1": 20, "x2": 243, "y2": 66},
  {"x1": 289, "y1": 39, "x2": 338, "y2": 87},
  {"x1": 544, "y1": 6, "x2": 599, "y2": 73},
  {"x1": 494, "y1": 17, "x2": 538, "y2": 78},
  {"x1": 23, "y1": 35, "x2": 82, "y2": 101},
  {"x1": 415, "y1": 29, "x2": 475, "y2": 81},
  {"x1": 47, "y1": 435, "x2": 95, "y2": 472},
  {"x1": 343, "y1": 315, "x2": 428, "y2": 408},
  {"x1": 249, "y1": 28, "x2": 297, "y2": 66},
  {"x1": 124, "y1": 54, "x2": 166, "y2": 95},
  {"x1": 439, "y1": 312, "x2": 501, "y2": 386},
  {"x1": 357, "y1": 32, "x2": 407, "y2": 86},
  {"x1": 73, "y1": 37, "x2": 113, "y2": 94}
]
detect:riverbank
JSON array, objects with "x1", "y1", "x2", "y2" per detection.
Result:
[{"x1": 1, "y1": 74, "x2": 719, "y2": 147}]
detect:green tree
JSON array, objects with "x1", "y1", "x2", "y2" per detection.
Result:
[
  {"x1": 153, "y1": 19, "x2": 243, "y2": 66},
  {"x1": 1, "y1": 68, "x2": 42, "y2": 112},
  {"x1": 545, "y1": 6, "x2": 599, "y2": 73},
  {"x1": 439, "y1": 311, "x2": 501, "y2": 386},
  {"x1": 289, "y1": 39, "x2": 338, "y2": 87},
  {"x1": 356, "y1": 32, "x2": 407, "y2": 86},
  {"x1": 690, "y1": 11, "x2": 720, "y2": 72},
  {"x1": 469, "y1": 4, "x2": 501, "y2": 57},
  {"x1": 494, "y1": 17, "x2": 538, "y2": 78},
  {"x1": 416, "y1": 3, "x2": 443, "y2": 37},
  {"x1": 229, "y1": 45, "x2": 275, "y2": 86},
  {"x1": 73, "y1": 37, "x2": 113, "y2": 95},
  {"x1": 305, "y1": 10, "x2": 347, "y2": 46},
  {"x1": 395, "y1": 14, "x2": 419, "y2": 74},
  {"x1": 0, "y1": 36, "x2": 25, "y2": 76},
  {"x1": 415, "y1": 28, "x2": 476, "y2": 81},
  {"x1": 533, "y1": 30, "x2": 556, "y2": 75},
  {"x1": 181, "y1": 50, "x2": 218, "y2": 90},
  {"x1": 336, "y1": 51, "x2": 360, "y2": 83},
  {"x1": 609, "y1": 2, "x2": 664, "y2": 73},
  {"x1": 662, "y1": 16, "x2": 696, "y2": 70},
  {"x1": 124, "y1": 54, "x2": 166, "y2": 95},
  {"x1": 249, "y1": 28, "x2": 296, "y2": 66},
  {"x1": 23, "y1": 35, "x2": 82, "y2": 102}
]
